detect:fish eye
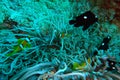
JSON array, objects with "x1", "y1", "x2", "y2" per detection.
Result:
[
  {"x1": 95, "y1": 15, "x2": 98, "y2": 18},
  {"x1": 112, "y1": 67, "x2": 115, "y2": 70},
  {"x1": 110, "y1": 62, "x2": 114, "y2": 65},
  {"x1": 102, "y1": 43, "x2": 105, "y2": 46},
  {"x1": 108, "y1": 36, "x2": 111, "y2": 40},
  {"x1": 83, "y1": 16, "x2": 87, "y2": 19}
]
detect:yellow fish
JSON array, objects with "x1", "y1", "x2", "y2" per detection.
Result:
[
  {"x1": 72, "y1": 58, "x2": 91, "y2": 70},
  {"x1": 6, "y1": 38, "x2": 31, "y2": 57}
]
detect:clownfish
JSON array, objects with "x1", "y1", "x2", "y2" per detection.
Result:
[
  {"x1": 6, "y1": 37, "x2": 31, "y2": 57},
  {"x1": 69, "y1": 11, "x2": 98, "y2": 30},
  {"x1": 72, "y1": 58, "x2": 91, "y2": 70}
]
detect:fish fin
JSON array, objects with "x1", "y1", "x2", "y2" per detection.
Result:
[
  {"x1": 72, "y1": 62, "x2": 80, "y2": 70},
  {"x1": 6, "y1": 46, "x2": 21, "y2": 57},
  {"x1": 69, "y1": 20, "x2": 75, "y2": 25},
  {"x1": 74, "y1": 23, "x2": 80, "y2": 27},
  {"x1": 82, "y1": 25, "x2": 89, "y2": 30}
]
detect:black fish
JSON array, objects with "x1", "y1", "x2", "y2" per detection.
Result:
[
  {"x1": 106, "y1": 59, "x2": 119, "y2": 71},
  {"x1": 69, "y1": 11, "x2": 98, "y2": 30},
  {"x1": 94, "y1": 58, "x2": 120, "y2": 72},
  {"x1": 93, "y1": 36, "x2": 111, "y2": 56},
  {"x1": 98, "y1": 36, "x2": 111, "y2": 50}
]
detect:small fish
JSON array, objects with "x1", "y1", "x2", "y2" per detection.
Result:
[
  {"x1": 6, "y1": 38, "x2": 31, "y2": 57},
  {"x1": 106, "y1": 59, "x2": 119, "y2": 71},
  {"x1": 2, "y1": 18, "x2": 18, "y2": 29},
  {"x1": 93, "y1": 36, "x2": 111, "y2": 56},
  {"x1": 94, "y1": 58, "x2": 120, "y2": 72},
  {"x1": 69, "y1": 11, "x2": 98, "y2": 30},
  {"x1": 72, "y1": 58, "x2": 91, "y2": 70},
  {"x1": 98, "y1": 36, "x2": 111, "y2": 50}
]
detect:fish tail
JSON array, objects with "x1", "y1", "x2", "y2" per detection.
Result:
[{"x1": 6, "y1": 51, "x2": 17, "y2": 57}]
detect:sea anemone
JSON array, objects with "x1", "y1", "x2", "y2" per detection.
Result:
[{"x1": 0, "y1": 0, "x2": 120, "y2": 80}]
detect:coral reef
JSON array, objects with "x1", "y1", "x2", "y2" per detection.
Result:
[{"x1": 0, "y1": 0, "x2": 120, "y2": 80}]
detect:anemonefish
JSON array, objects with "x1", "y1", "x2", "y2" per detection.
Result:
[
  {"x1": 72, "y1": 58, "x2": 91, "y2": 70},
  {"x1": 6, "y1": 37, "x2": 31, "y2": 57},
  {"x1": 69, "y1": 11, "x2": 98, "y2": 30}
]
